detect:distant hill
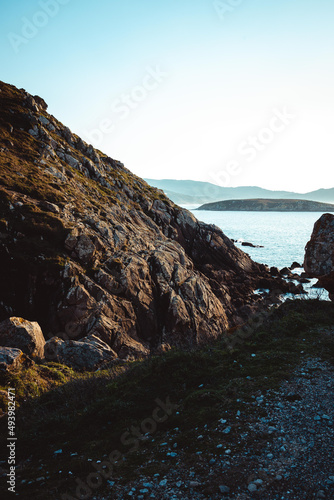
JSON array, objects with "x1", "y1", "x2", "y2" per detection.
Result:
[
  {"x1": 198, "y1": 198, "x2": 334, "y2": 212},
  {"x1": 145, "y1": 179, "x2": 334, "y2": 205}
]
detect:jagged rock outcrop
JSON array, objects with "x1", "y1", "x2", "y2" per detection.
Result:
[
  {"x1": 0, "y1": 81, "x2": 301, "y2": 363},
  {"x1": 304, "y1": 213, "x2": 334, "y2": 299},
  {"x1": 0, "y1": 317, "x2": 45, "y2": 358}
]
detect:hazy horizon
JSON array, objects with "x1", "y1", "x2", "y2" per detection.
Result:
[
  {"x1": 145, "y1": 178, "x2": 334, "y2": 195},
  {"x1": 2, "y1": 0, "x2": 334, "y2": 193}
]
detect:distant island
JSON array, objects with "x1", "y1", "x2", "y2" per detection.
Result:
[{"x1": 197, "y1": 198, "x2": 334, "y2": 212}]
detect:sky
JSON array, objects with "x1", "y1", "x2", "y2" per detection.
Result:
[{"x1": 1, "y1": 0, "x2": 334, "y2": 193}]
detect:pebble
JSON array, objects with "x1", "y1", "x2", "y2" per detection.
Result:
[
  {"x1": 316, "y1": 491, "x2": 326, "y2": 499},
  {"x1": 223, "y1": 426, "x2": 231, "y2": 434},
  {"x1": 159, "y1": 479, "x2": 167, "y2": 486},
  {"x1": 248, "y1": 483, "x2": 257, "y2": 492},
  {"x1": 219, "y1": 485, "x2": 230, "y2": 494},
  {"x1": 189, "y1": 481, "x2": 201, "y2": 488}
]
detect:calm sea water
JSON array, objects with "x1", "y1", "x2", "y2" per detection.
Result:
[
  {"x1": 190, "y1": 209, "x2": 322, "y2": 269},
  {"x1": 188, "y1": 208, "x2": 330, "y2": 300}
]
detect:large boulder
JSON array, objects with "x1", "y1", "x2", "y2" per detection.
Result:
[
  {"x1": 44, "y1": 335, "x2": 117, "y2": 371},
  {"x1": 304, "y1": 213, "x2": 334, "y2": 298},
  {"x1": 0, "y1": 317, "x2": 45, "y2": 358},
  {"x1": 0, "y1": 346, "x2": 33, "y2": 371}
]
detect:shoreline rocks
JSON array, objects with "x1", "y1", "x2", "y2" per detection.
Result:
[{"x1": 304, "y1": 213, "x2": 334, "y2": 300}]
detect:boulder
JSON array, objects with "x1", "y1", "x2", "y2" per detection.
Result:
[
  {"x1": 280, "y1": 267, "x2": 292, "y2": 276},
  {"x1": 0, "y1": 346, "x2": 33, "y2": 371},
  {"x1": 304, "y1": 214, "x2": 334, "y2": 298},
  {"x1": 0, "y1": 317, "x2": 45, "y2": 358},
  {"x1": 44, "y1": 335, "x2": 117, "y2": 371},
  {"x1": 291, "y1": 261, "x2": 302, "y2": 270},
  {"x1": 270, "y1": 266, "x2": 280, "y2": 276}
]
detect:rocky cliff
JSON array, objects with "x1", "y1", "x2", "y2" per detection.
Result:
[
  {"x1": 0, "y1": 81, "x2": 297, "y2": 366},
  {"x1": 198, "y1": 199, "x2": 334, "y2": 212},
  {"x1": 304, "y1": 213, "x2": 334, "y2": 299}
]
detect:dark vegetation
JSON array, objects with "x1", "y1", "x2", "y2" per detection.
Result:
[{"x1": 0, "y1": 299, "x2": 333, "y2": 499}]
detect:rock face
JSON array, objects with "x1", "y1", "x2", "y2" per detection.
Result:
[
  {"x1": 0, "y1": 81, "x2": 300, "y2": 363},
  {"x1": 0, "y1": 347, "x2": 32, "y2": 371},
  {"x1": 0, "y1": 317, "x2": 45, "y2": 358},
  {"x1": 304, "y1": 213, "x2": 334, "y2": 299},
  {"x1": 44, "y1": 335, "x2": 117, "y2": 371},
  {"x1": 198, "y1": 199, "x2": 334, "y2": 212}
]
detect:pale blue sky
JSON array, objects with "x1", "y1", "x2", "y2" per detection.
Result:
[{"x1": 1, "y1": 0, "x2": 334, "y2": 192}]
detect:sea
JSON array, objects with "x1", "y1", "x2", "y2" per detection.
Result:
[{"x1": 187, "y1": 208, "x2": 330, "y2": 301}]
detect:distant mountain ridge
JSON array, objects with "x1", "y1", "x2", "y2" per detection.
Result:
[
  {"x1": 198, "y1": 198, "x2": 334, "y2": 212},
  {"x1": 145, "y1": 179, "x2": 334, "y2": 205}
]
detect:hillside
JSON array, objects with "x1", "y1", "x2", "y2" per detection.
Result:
[
  {"x1": 198, "y1": 198, "x2": 334, "y2": 212},
  {"x1": 145, "y1": 179, "x2": 334, "y2": 205},
  {"x1": 0, "y1": 80, "x2": 300, "y2": 366}
]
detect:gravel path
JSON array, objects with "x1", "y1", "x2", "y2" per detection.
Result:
[{"x1": 99, "y1": 357, "x2": 334, "y2": 500}]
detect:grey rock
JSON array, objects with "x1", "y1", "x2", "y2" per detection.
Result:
[
  {"x1": 0, "y1": 346, "x2": 32, "y2": 371},
  {"x1": 0, "y1": 317, "x2": 45, "y2": 358},
  {"x1": 44, "y1": 335, "x2": 117, "y2": 371},
  {"x1": 219, "y1": 485, "x2": 230, "y2": 494}
]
